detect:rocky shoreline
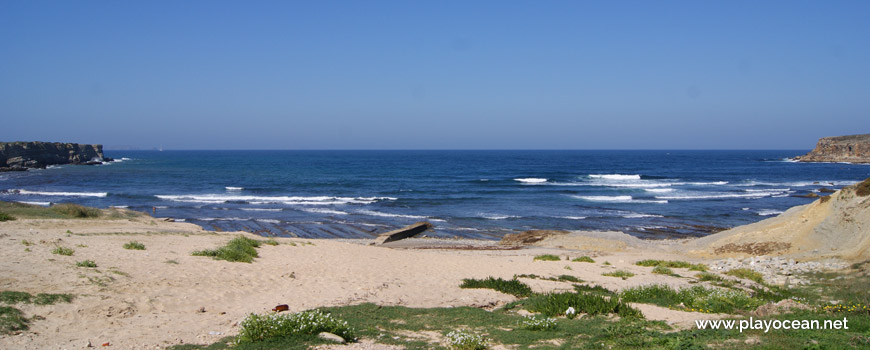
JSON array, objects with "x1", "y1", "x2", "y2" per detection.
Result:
[
  {"x1": 795, "y1": 134, "x2": 870, "y2": 163},
  {"x1": 0, "y1": 141, "x2": 111, "y2": 171}
]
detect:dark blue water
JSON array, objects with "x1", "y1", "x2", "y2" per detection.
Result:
[{"x1": 1, "y1": 150, "x2": 868, "y2": 239}]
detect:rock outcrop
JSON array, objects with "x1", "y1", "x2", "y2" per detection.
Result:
[
  {"x1": 0, "y1": 141, "x2": 111, "y2": 171},
  {"x1": 795, "y1": 134, "x2": 870, "y2": 163}
]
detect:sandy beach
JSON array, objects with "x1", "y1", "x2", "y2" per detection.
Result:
[{"x1": 1, "y1": 179, "x2": 868, "y2": 349}]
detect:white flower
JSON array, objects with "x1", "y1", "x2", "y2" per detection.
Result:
[{"x1": 565, "y1": 307, "x2": 576, "y2": 316}]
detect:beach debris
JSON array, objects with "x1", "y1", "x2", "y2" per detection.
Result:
[
  {"x1": 317, "y1": 332, "x2": 346, "y2": 344},
  {"x1": 208, "y1": 331, "x2": 222, "y2": 335},
  {"x1": 374, "y1": 221, "x2": 433, "y2": 244},
  {"x1": 87, "y1": 340, "x2": 93, "y2": 347},
  {"x1": 101, "y1": 342, "x2": 110, "y2": 347},
  {"x1": 272, "y1": 304, "x2": 289, "y2": 312},
  {"x1": 197, "y1": 306, "x2": 206, "y2": 313}
]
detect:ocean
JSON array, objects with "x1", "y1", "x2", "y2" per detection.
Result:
[{"x1": 1, "y1": 150, "x2": 868, "y2": 240}]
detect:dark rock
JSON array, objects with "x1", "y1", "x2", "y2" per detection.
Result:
[
  {"x1": 374, "y1": 222, "x2": 433, "y2": 244},
  {"x1": 795, "y1": 134, "x2": 870, "y2": 163},
  {"x1": 792, "y1": 192, "x2": 819, "y2": 198},
  {"x1": 818, "y1": 188, "x2": 836, "y2": 193},
  {"x1": 0, "y1": 141, "x2": 107, "y2": 169}
]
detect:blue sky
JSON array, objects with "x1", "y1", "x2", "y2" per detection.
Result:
[{"x1": 1, "y1": 0, "x2": 868, "y2": 149}]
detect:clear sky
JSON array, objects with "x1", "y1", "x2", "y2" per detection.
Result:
[{"x1": 1, "y1": 1, "x2": 868, "y2": 150}]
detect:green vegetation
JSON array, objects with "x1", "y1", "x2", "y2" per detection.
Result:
[
  {"x1": 856, "y1": 177, "x2": 870, "y2": 197},
  {"x1": 192, "y1": 236, "x2": 262, "y2": 263},
  {"x1": 602, "y1": 270, "x2": 635, "y2": 280},
  {"x1": 635, "y1": 259, "x2": 707, "y2": 271},
  {"x1": 520, "y1": 315, "x2": 558, "y2": 331},
  {"x1": 0, "y1": 306, "x2": 29, "y2": 334},
  {"x1": 0, "y1": 211, "x2": 15, "y2": 222},
  {"x1": 515, "y1": 274, "x2": 583, "y2": 284},
  {"x1": 263, "y1": 238, "x2": 279, "y2": 246},
  {"x1": 620, "y1": 284, "x2": 766, "y2": 314},
  {"x1": 460, "y1": 277, "x2": 533, "y2": 297},
  {"x1": 235, "y1": 309, "x2": 356, "y2": 344},
  {"x1": 519, "y1": 292, "x2": 643, "y2": 319},
  {"x1": 20, "y1": 240, "x2": 33, "y2": 246},
  {"x1": 651, "y1": 266, "x2": 674, "y2": 275},
  {"x1": 123, "y1": 241, "x2": 146, "y2": 250},
  {"x1": 724, "y1": 268, "x2": 765, "y2": 284},
  {"x1": 164, "y1": 259, "x2": 179, "y2": 264},
  {"x1": 0, "y1": 291, "x2": 73, "y2": 305},
  {"x1": 51, "y1": 246, "x2": 74, "y2": 256},
  {"x1": 573, "y1": 284, "x2": 616, "y2": 296},
  {"x1": 50, "y1": 203, "x2": 101, "y2": 218},
  {"x1": 571, "y1": 256, "x2": 595, "y2": 263},
  {"x1": 533, "y1": 254, "x2": 561, "y2": 261},
  {"x1": 76, "y1": 260, "x2": 97, "y2": 268}
]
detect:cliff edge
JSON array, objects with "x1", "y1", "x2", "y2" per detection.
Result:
[
  {"x1": 0, "y1": 141, "x2": 110, "y2": 171},
  {"x1": 795, "y1": 134, "x2": 870, "y2": 163}
]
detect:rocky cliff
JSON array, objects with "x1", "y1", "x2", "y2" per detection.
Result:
[
  {"x1": 0, "y1": 141, "x2": 111, "y2": 171},
  {"x1": 795, "y1": 134, "x2": 870, "y2": 163}
]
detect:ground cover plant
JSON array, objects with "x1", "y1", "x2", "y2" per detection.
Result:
[
  {"x1": 51, "y1": 246, "x2": 74, "y2": 256},
  {"x1": 572, "y1": 256, "x2": 595, "y2": 263},
  {"x1": 533, "y1": 254, "x2": 561, "y2": 261},
  {"x1": 235, "y1": 309, "x2": 356, "y2": 344},
  {"x1": 635, "y1": 259, "x2": 707, "y2": 271},
  {"x1": 123, "y1": 241, "x2": 146, "y2": 250},
  {"x1": 76, "y1": 260, "x2": 98, "y2": 268},
  {"x1": 602, "y1": 270, "x2": 635, "y2": 280},
  {"x1": 0, "y1": 211, "x2": 15, "y2": 222},
  {"x1": 460, "y1": 277, "x2": 533, "y2": 297},
  {"x1": 724, "y1": 268, "x2": 765, "y2": 284},
  {"x1": 192, "y1": 236, "x2": 262, "y2": 263}
]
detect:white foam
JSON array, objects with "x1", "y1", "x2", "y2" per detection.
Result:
[
  {"x1": 357, "y1": 210, "x2": 429, "y2": 220},
  {"x1": 257, "y1": 219, "x2": 281, "y2": 224},
  {"x1": 155, "y1": 194, "x2": 395, "y2": 205},
  {"x1": 225, "y1": 187, "x2": 244, "y2": 191},
  {"x1": 17, "y1": 201, "x2": 51, "y2": 206},
  {"x1": 479, "y1": 213, "x2": 519, "y2": 220},
  {"x1": 111, "y1": 205, "x2": 129, "y2": 209},
  {"x1": 300, "y1": 208, "x2": 349, "y2": 215},
  {"x1": 558, "y1": 216, "x2": 586, "y2": 220},
  {"x1": 656, "y1": 190, "x2": 786, "y2": 200},
  {"x1": 644, "y1": 188, "x2": 674, "y2": 193},
  {"x1": 10, "y1": 189, "x2": 108, "y2": 197},
  {"x1": 570, "y1": 195, "x2": 668, "y2": 204},
  {"x1": 588, "y1": 174, "x2": 641, "y2": 180},
  {"x1": 514, "y1": 178, "x2": 547, "y2": 183},
  {"x1": 240, "y1": 208, "x2": 282, "y2": 212},
  {"x1": 622, "y1": 213, "x2": 664, "y2": 218},
  {"x1": 757, "y1": 209, "x2": 784, "y2": 216}
]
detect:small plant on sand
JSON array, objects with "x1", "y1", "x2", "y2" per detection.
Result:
[
  {"x1": 123, "y1": 241, "x2": 146, "y2": 250},
  {"x1": 164, "y1": 259, "x2": 179, "y2": 264},
  {"x1": 263, "y1": 238, "x2": 279, "y2": 246},
  {"x1": 76, "y1": 260, "x2": 97, "y2": 268},
  {"x1": 602, "y1": 261, "x2": 611, "y2": 266},
  {"x1": 856, "y1": 177, "x2": 870, "y2": 197},
  {"x1": 620, "y1": 284, "x2": 764, "y2": 313},
  {"x1": 533, "y1": 254, "x2": 561, "y2": 261},
  {"x1": 0, "y1": 212, "x2": 16, "y2": 222},
  {"x1": 0, "y1": 306, "x2": 29, "y2": 334},
  {"x1": 460, "y1": 277, "x2": 533, "y2": 297},
  {"x1": 50, "y1": 203, "x2": 101, "y2": 218},
  {"x1": 602, "y1": 270, "x2": 635, "y2": 280},
  {"x1": 51, "y1": 246, "x2": 74, "y2": 256},
  {"x1": 520, "y1": 315, "x2": 557, "y2": 331},
  {"x1": 636, "y1": 259, "x2": 707, "y2": 271},
  {"x1": 235, "y1": 309, "x2": 356, "y2": 344},
  {"x1": 652, "y1": 266, "x2": 674, "y2": 275},
  {"x1": 446, "y1": 330, "x2": 488, "y2": 350},
  {"x1": 20, "y1": 240, "x2": 33, "y2": 246},
  {"x1": 0, "y1": 291, "x2": 74, "y2": 305},
  {"x1": 572, "y1": 256, "x2": 595, "y2": 263},
  {"x1": 522, "y1": 292, "x2": 643, "y2": 319},
  {"x1": 724, "y1": 268, "x2": 764, "y2": 284},
  {"x1": 192, "y1": 236, "x2": 262, "y2": 263}
]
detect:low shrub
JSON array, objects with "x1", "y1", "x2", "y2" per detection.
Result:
[
  {"x1": 573, "y1": 284, "x2": 616, "y2": 296},
  {"x1": 620, "y1": 284, "x2": 765, "y2": 313},
  {"x1": 572, "y1": 256, "x2": 595, "y2": 263},
  {"x1": 856, "y1": 178, "x2": 870, "y2": 197},
  {"x1": 533, "y1": 254, "x2": 561, "y2": 261},
  {"x1": 263, "y1": 238, "x2": 279, "y2": 246},
  {"x1": 192, "y1": 236, "x2": 262, "y2": 263},
  {"x1": 724, "y1": 268, "x2": 764, "y2": 284},
  {"x1": 445, "y1": 330, "x2": 488, "y2": 350},
  {"x1": 52, "y1": 246, "x2": 74, "y2": 256},
  {"x1": 460, "y1": 277, "x2": 533, "y2": 297},
  {"x1": 635, "y1": 259, "x2": 707, "y2": 271},
  {"x1": 524, "y1": 292, "x2": 643, "y2": 319},
  {"x1": 236, "y1": 309, "x2": 356, "y2": 344},
  {"x1": 652, "y1": 266, "x2": 674, "y2": 275},
  {"x1": 0, "y1": 212, "x2": 15, "y2": 222},
  {"x1": 50, "y1": 203, "x2": 101, "y2": 218},
  {"x1": 0, "y1": 306, "x2": 29, "y2": 334},
  {"x1": 76, "y1": 260, "x2": 97, "y2": 268},
  {"x1": 123, "y1": 241, "x2": 146, "y2": 250},
  {"x1": 602, "y1": 270, "x2": 635, "y2": 280}
]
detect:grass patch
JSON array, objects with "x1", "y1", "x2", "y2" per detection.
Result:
[
  {"x1": 0, "y1": 306, "x2": 29, "y2": 334},
  {"x1": 636, "y1": 259, "x2": 707, "y2": 271},
  {"x1": 520, "y1": 315, "x2": 557, "y2": 331},
  {"x1": 652, "y1": 266, "x2": 674, "y2": 275},
  {"x1": 602, "y1": 270, "x2": 635, "y2": 280},
  {"x1": 533, "y1": 254, "x2": 561, "y2": 261},
  {"x1": 0, "y1": 211, "x2": 15, "y2": 222},
  {"x1": 51, "y1": 246, "x2": 74, "y2": 256},
  {"x1": 446, "y1": 329, "x2": 488, "y2": 349},
  {"x1": 460, "y1": 277, "x2": 533, "y2": 298},
  {"x1": 236, "y1": 309, "x2": 356, "y2": 344},
  {"x1": 123, "y1": 241, "x2": 146, "y2": 250},
  {"x1": 165, "y1": 259, "x2": 179, "y2": 264},
  {"x1": 0, "y1": 291, "x2": 74, "y2": 305},
  {"x1": 192, "y1": 236, "x2": 262, "y2": 263},
  {"x1": 50, "y1": 203, "x2": 101, "y2": 218},
  {"x1": 572, "y1": 256, "x2": 595, "y2": 263},
  {"x1": 724, "y1": 268, "x2": 765, "y2": 284},
  {"x1": 76, "y1": 260, "x2": 97, "y2": 268},
  {"x1": 521, "y1": 292, "x2": 643, "y2": 319},
  {"x1": 620, "y1": 284, "x2": 765, "y2": 313},
  {"x1": 574, "y1": 284, "x2": 616, "y2": 296},
  {"x1": 856, "y1": 177, "x2": 870, "y2": 197},
  {"x1": 263, "y1": 238, "x2": 279, "y2": 246}
]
